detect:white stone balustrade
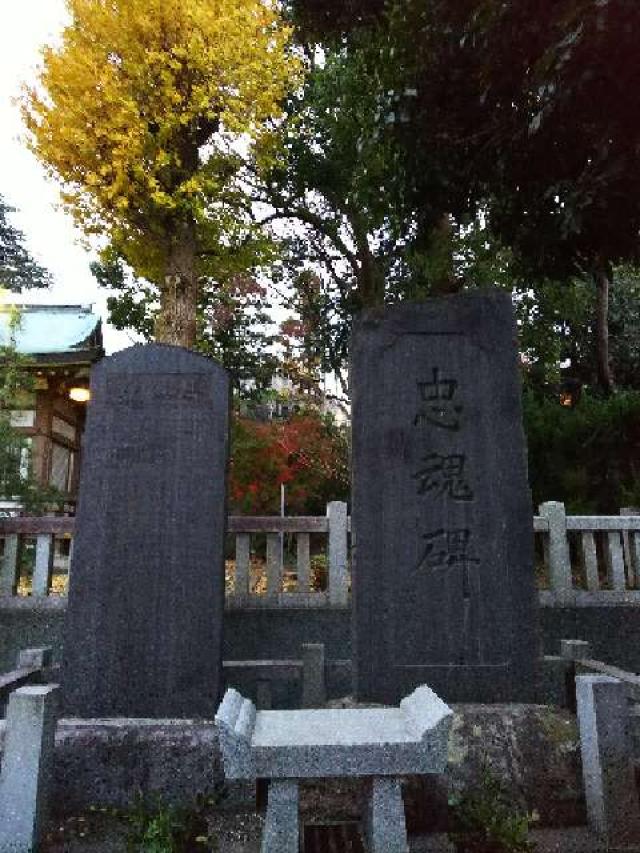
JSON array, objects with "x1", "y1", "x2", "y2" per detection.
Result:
[{"x1": 1, "y1": 501, "x2": 639, "y2": 601}]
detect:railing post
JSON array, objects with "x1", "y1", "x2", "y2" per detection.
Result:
[
  {"x1": 33, "y1": 534, "x2": 54, "y2": 597},
  {"x1": 327, "y1": 501, "x2": 348, "y2": 606},
  {"x1": 580, "y1": 531, "x2": 599, "y2": 592},
  {"x1": 539, "y1": 501, "x2": 572, "y2": 591},
  {"x1": 0, "y1": 684, "x2": 60, "y2": 852},
  {"x1": 0, "y1": 534, "x2": 20, "y2": 596},
  {"x1": 621, "y1": 507, "x2": 639, "y2": 588},
  {"x1": 235, "y1": 533, "x2": 251, "y2": 596},
  {"x1": 576, "y1": 675, "x2": 640, "y2": 847},
  {"x1": 605, "y1": 531, "x2": 626, "y2": 591},
  {"x1": 296, "y1": 533, "x2": 311, "y2": 593},
  {"x1": 266, "y1": 533, "x2": 281, "y2": 596}
]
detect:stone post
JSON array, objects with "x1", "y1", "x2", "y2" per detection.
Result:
[
  {"x1": 301, "y1": 643, "x2": 326, "y2": 708},
  {"x1": 364, "y1": 776, "x2": 409, "y2": 853},
  {"x1": 539, "y1": 501, "x2": 572, "y2": 591},
  {"x1": 32, "y1": 535, "x2": 53, "y2": 598},
  {"x1": 621, "y1": 507, "x2": 639, "y2": 588},
  {"x1": 0, "y1": 534, "x2": 19, "y2": 596},
  {"x1": 261, "y1": 779, "x2": 299, "y2": 853},
  {"x1": 560, "y1": 639, "x2": 591, "y2": 661},
  {"x1": 576, "y1": 674, "x2": 640, "y2": 848},
  {"x1": 327, "y1": 501, "x2": 348, "y2": 606},
  {"x1": 0, "y1": 684, "x2": 59, "y2": 853}
]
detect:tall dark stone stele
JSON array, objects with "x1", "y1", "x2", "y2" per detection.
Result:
[
  {"x1": 62, "y1": 344, "x2": 229, "y2": 718},
  {"x1": 351, "y1": 291, "x2": 538, "y2": 704}
]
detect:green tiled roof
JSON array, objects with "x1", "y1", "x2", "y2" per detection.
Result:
[{"x1": 0, "y1": 304, "x2": 103, "y2": 361}]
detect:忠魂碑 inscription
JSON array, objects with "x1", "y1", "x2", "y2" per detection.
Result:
[{"x1": 351, "y1": 292, "x2": 538, "y2": 703}]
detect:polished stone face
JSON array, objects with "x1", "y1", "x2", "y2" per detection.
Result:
[
  {"x1": 350, "y1": 291, "x2": 539, "y2": 704},
  {"x1": 62, "y1": 344, "x2": 229, "y2": 718}
]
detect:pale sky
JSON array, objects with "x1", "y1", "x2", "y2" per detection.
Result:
[{"x1": 0, "y1": 1, "x2": 141, "y2": 353}]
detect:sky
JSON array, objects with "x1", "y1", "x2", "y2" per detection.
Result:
[{"x1": 0, "y1": 1, "x2": 141, "y2": 353}]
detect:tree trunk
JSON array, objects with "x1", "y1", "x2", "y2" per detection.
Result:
[
  {"x1": 355, "y1": 230, "x2": 385, "y2": 308},
  {"x1": 429, "y1": 214, "x2": 459, "y2": 296},
  {"x1": 594, "y1": 259, "x2": 615, "y2": 395},
  {"x1": 154, "y1": 221, "x2": 198, "y2": 348}
]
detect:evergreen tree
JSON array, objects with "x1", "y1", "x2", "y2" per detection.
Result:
[{"x1": 0, "y1": 196, "x2": 52, "y2": 291}]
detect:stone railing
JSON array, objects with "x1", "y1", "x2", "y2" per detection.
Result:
[
  {"x1": 1, "y1": 500, "x2": 639, "y2": 605},
  {"x1": 0, "y1": 501, "x2": 350, "y2": 607},
  {"x1": 536, "y1": 501, "x2": 640, "y2": 598}
]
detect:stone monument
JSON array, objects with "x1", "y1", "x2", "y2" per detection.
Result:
[
  {"x1": 351, "y1": 291, "x2": 538, "y2": 704},
  {"x1": 62, "y1": 344, "x2": 229, "y2": 718}
]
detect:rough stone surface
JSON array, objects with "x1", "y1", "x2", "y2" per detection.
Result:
[
  {"x1": 0, "y1": 704, "x2": 585, "y2": 826},
  {"x1": 351, "y1": 292, "x2": 539, "y2": 703},
  {"x1": 323, "y1": 700, "x2": 585, "y2": 831},
  {"x1": 52, "y1": 718, "x2": 223, "y2": 813},
  {"x1": 216, "y1": 685, "x2": 453, "y2": 780},
  {"x1": 261, "y1": 779, "x2": 299, "y2": 853},
  {"x1": 576, "y1": 675, "x2": 640, "y2": 848},
  {"x1": 365, "y1": 776, "x2": 409, "y2": 853},
  {"x1": 62, "y1": 344, "x2": 229, "y2": 718},
  {"x1": 0, "y1": 684, "x2": 59, "y2": 853}
]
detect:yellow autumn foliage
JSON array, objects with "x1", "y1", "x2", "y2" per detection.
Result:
[{"x1": 22, "y1": 0, "x2": 301, "y2": 260}]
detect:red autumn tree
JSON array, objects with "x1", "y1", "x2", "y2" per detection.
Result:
[{"x1": 229, "y1": 409, "x2": 348, "y2": 515}]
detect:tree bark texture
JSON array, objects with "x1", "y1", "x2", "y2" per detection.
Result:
[
  {"x1": 594, "y1": 260, "x2": 615, "y2": 395},
  {"x1": 154, "y1": 221, "x2": 198, "y2": 349},
  {"x1": 355, "y1": 228, "x2": 385, "y2": 308}
]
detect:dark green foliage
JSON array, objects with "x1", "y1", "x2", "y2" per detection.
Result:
[
  {"x1": 448, "y1": 770, "x2": 535, "y2": 853},
  {"x1": 524, "y1": 389, "x2": 640, "y2": 513},
  {"x1": 125, "y1": 789, "x2": 227, "y2": 852},
  {"x1": 0, "y1": 196, "x2": 52, "y2": 291},
  {"x1": 288, "y1": 0, "x2": 386, "y2": 39}
]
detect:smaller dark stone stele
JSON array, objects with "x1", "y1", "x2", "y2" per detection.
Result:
[
  {"x1": 350, "y1": 291, "x2": 539, "y2": 704},
  {"x1": 62, "y1": 344, "x2": 229, "y2": 718}
]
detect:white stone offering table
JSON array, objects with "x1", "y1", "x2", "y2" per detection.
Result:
[{"x1": 215, "y1": 684, "x2": 453, "y2": 853}]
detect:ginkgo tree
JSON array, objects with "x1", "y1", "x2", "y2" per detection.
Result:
[{"x1": 22, "y1": 0, "x2": 301, "y2": 347}]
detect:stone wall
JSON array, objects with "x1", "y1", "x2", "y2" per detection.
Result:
[
  {"x1": 2, "y1": 599, "x2": 640, "y2": 707},
  {"x1": 0, "y1": 705, "x2": 584, "y2": 828}
]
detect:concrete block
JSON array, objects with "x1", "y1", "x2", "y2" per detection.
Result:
[
  {"x1": 17, "y1": 648, "x2": 52, "y2": 670},
  {"x1": 302, "y1": 643, "x2": 326, "y2": 708},
  {"x1": 54, "y1": 718, "x2": 223, "y2": 812},
  {"x1": 560, "y1": 639, "x2": 591, "y2": 661},
  {"x1": 0, "y1": 684, "x2": 59, "y2": 853},
  {"x1": 576, "y1": 674, "x2": 640, "y2": 848},
  {"x1": 365, "y1": 776, "x2": 409, "y2": 853},
  {"x1": 261, "y1": 779, "x2": 298, "y2": 853}
]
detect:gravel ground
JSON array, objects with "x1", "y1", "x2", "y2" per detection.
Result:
[{"x1": 42, "y1": 809, "x2": 605, "y2": 853}]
